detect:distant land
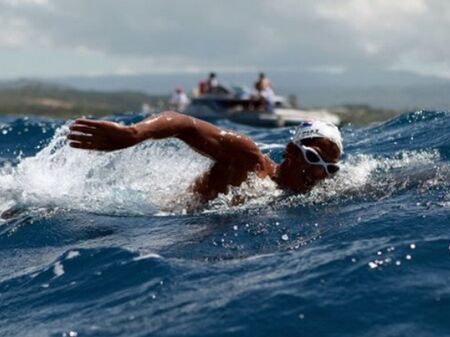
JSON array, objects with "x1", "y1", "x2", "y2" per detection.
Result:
[
  {"x1": 24, "y1": 69, "x2": 450, "y2": 111},
  {"x1": 0, "y1": 81, "x2": 167, "y2": 118},
  {"x1": 0, "y1": 69, "x2": 449, "y2": 125}
]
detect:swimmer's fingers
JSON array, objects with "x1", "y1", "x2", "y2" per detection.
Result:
[
  {"x1": 69, "y1": 140, "x2": 111, "y2": 151},
  {"x1": 67, "y1": 132, "x2": 107, "y2": 143},
  {"x1": 73, "y1": 118, "x2": 112, "y2": 127},
  {"x1": 67, "y1": 133, "x2": 92, "y2": 142},
  {"x1": 69, "y1": 124, "x2": 106, "y2": 136},
  {"x1": 68, "y1": 134, "x2": 133, "y2": 151},
  {"x1": 70, "y1": 118, "x2": 119, "y2": 134},
  {"x1": 68, "y1": 119, "x2": 137, "y2": 151},
  {"x1": 68, "y1": 141, "x2": 96, "y2": 150}
]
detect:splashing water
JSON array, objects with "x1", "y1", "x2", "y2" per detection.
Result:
[
  {"x1": 1, "y1": 119, "x2": 447, "y2": 218},
  {"x1": 0, "y1": 123, "x2": 210, "y2": 216}
]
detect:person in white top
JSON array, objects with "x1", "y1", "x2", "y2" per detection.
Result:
[
  {"x1": 260, "y1": 86, "x2": 276, "y2": 113},
  {"x1": 169, "y1": 87, "x2": 190, "y2": 112},
  {"x1": 255, "y1": 73, "x2": 275, "y2": 112}
]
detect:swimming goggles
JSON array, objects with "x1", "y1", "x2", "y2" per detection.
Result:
[{"x1": 297, "y1": 144, "x2": 340, "y2": 176}]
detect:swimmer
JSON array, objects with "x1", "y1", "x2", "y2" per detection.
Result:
[{"x1": 67, "y1": 111, "x2": 343, "y2": 201}]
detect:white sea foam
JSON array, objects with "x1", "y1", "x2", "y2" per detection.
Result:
[
  {"x1": 0, "y1": 124, "x2": 210, "y2": 216},
  {"x1": 133, "y1": 252, "x2": 162, "y2": 261},
  {"x1": 206, "y1": 174, "x2": 283, "y2": 212},
  {"x1": 53, "y1": 261, "x2": 64, "y2": 278},
  {"x1": 199, "y1": 149, "x2": 445, "y2": 212},
  {"x1": 275, "y1": 149, "x2": 444, "y2": 207},
  {"x1": 66, "y1": 250, "x2": 80, "y2": 260}
]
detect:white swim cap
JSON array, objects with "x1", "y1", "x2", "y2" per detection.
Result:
[{"x1": 292, "y1": 120, "x2": 343, "y2": 153}]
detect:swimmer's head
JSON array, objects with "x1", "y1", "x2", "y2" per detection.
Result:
[
  {"x1": 292, "y1": 120, "x2": 343, "y2": 154},
  {"x1": 277, "y1": 120, "x2": 343, "y2": 192}
]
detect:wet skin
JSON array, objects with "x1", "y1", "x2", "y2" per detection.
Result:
[{"x1": 67, "y1": 111, "x2": 341, "y2": 201}]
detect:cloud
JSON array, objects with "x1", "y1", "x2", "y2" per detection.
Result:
[
  {"x1": 0, "y1": 0, "x2": 449, "y2": 77},
  {"x1": 315, "y1": 0, "x2": 450, "y2": 75},
  {"x1": 0, "y1": 17, "x2": 29, "y2": 47}
]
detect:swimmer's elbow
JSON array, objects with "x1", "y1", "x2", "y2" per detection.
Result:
[
  {"x1": 161, "y1": 111, "x2": 196, "y2": 133},
  {"x1": 136, "y1": 111, "x2": 194, "y2": 140},
  {"x1": 159, "y1": 110, "x2": 182, "y2": 120}
]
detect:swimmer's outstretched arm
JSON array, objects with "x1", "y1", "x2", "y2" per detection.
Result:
[{"x1": 68, "y1": 111, "x2": 263, "y2": 163}]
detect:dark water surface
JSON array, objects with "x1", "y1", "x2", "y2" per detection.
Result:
[{"x1": 1, "y1": 111, "x2": 449, "y2": 337}]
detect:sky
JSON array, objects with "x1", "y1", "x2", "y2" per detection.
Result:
[{"x1": 0, "y1": 0, "x2": 449, "y2": 80}]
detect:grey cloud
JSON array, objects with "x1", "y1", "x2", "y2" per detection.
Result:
[{"x1": 2, "y1": 0, "x2": 450, "y2": 74}]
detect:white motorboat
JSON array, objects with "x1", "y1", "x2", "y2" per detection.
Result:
[{"x1": 183, "y1": 85, "x2": 340, "y2": 127}]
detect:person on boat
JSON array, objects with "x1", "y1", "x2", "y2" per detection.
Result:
[
  {"x1": 198, "y1": 79, "x2": 208, "y2": 95},
  {"x1": 169, "y1": 87, "x2": 190, "y2": 112},
  {"x1": 206, "y1": 72, "x2": 219, "y2": 94},
  {"x1": 67, "y1": 112, "x2": 342, "y2": 202},
  {"x1": 254, "y1": 72, "x2": 271, "y2": 93},
  {"x1": 259, "y1": 86, "x2": 276, "y2": 113},
  {"x1": 198, "y1": 72, "x2": 219, "y2": 95},
  {"x1": 254, "y1": 73, "x2": 275, "y2": 112}
]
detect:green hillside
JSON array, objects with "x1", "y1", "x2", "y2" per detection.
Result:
[{"x1": 0, "y1": 81, "x2": 169, "y2": 118}]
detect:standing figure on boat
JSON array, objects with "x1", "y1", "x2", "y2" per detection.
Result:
[
  {"x1": 207, "y1": 72, "x2": 219, "y2": 94},
  {"x1": 254, "y1": 72, "x2": 275, "y2": 113},
  {"x1": 255, "y1": 72, "x2": 271, "y2": 92}
]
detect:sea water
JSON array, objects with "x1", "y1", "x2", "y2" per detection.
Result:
[{"x1": 0, "y1": 111, "x2": 449, "y2": 337}]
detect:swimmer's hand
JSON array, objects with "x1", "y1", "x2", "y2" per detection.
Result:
[{"x1": 67, "y1": 119, "x2": 138, "y2": 151}]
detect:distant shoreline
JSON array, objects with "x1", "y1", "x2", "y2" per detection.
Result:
[{"x1": 0, "y1": 81, "x2": 401, "y2": 126}]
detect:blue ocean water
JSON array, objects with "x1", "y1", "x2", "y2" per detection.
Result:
[{"x1": 0, "y1": 111, "x2": 449, "y2": 337}]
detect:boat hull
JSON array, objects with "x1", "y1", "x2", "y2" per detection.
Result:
[{"x1": 183, "y1": 104, "x2": 341, "y2": 127}]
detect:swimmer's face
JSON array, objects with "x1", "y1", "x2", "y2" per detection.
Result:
[{"x1": 278, "y1": 138, "x2": 340, "y2": 192}]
